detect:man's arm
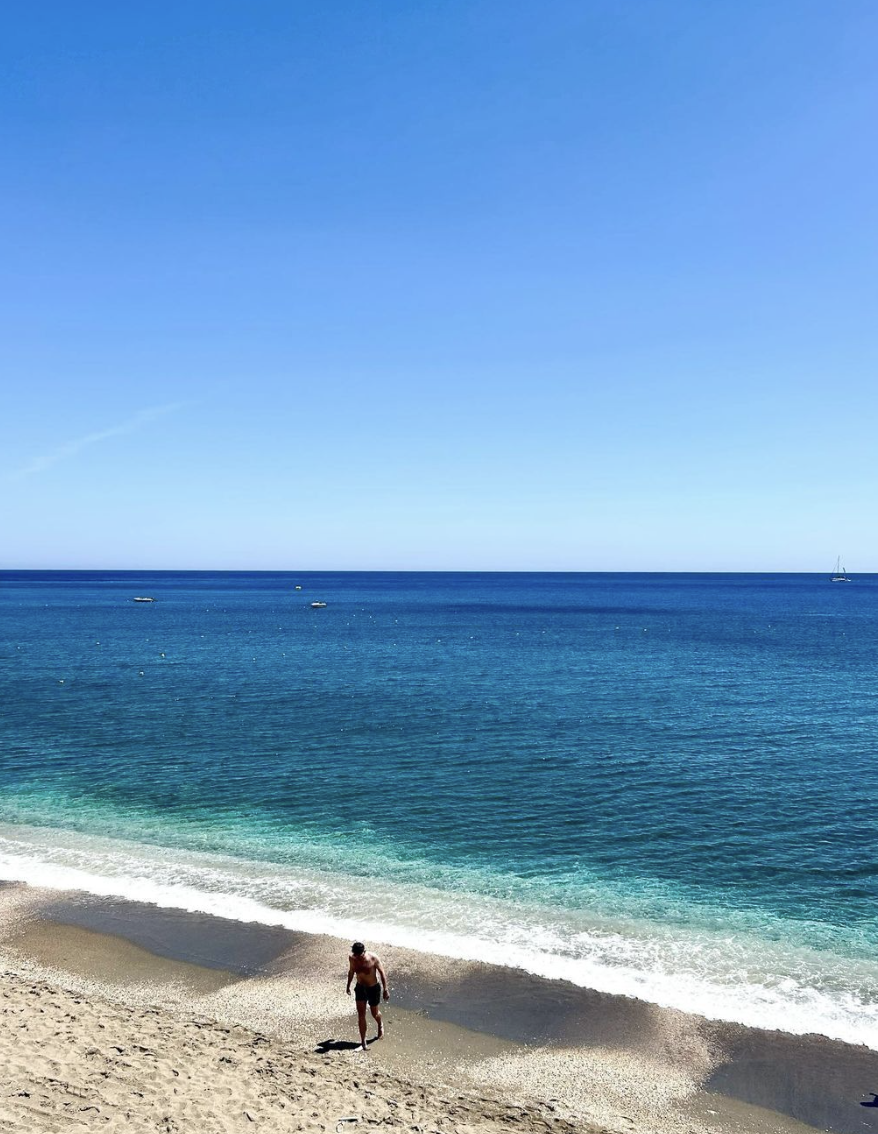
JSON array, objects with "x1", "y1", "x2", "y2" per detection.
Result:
[
  {"x1": 376, "y1": 957, "x2": 390, "y2": 1000},
  {"x1": 346, "y1": 956, "x2": 355, "y2": 995}
]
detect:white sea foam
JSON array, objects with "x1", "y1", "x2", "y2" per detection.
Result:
[{"x1": 0, "y1": 820, "x2": 875, "y2": 1049}]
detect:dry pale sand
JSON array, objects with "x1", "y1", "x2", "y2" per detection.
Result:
[
  {"x1": 0, "y1": 887, "x2": 595, "y2": 1134},
  {"x1": 0, "y1": 968, "x2": 594, "y2": 1134}
]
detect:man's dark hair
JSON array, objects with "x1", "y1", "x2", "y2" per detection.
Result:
[{"x1": 351, "y1": 941, "x2": 365, "y2": 955}]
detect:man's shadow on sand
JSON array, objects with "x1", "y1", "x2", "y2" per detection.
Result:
[{"x1": 315, "y1": 1037, "x2": 379, "y2": 1053}]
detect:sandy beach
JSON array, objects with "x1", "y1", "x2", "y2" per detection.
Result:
[
  {"x1": 0, "y1": 968, "x2": 580, "y2": 1134},
  {"x1": 0, "y1": 884, "x2": 875, "y2": 1134}
]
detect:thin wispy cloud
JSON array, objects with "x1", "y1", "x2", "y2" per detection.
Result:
[{"x1": 7, "y1": 401, "x2": 189, "y2": 482}]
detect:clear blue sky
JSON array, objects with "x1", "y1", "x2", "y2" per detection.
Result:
[{"x1": 2, "y1": 1, "x2": 876, "y2": 570}]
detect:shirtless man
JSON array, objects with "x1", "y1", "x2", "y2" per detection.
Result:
[{"x1": 346, "y1": 941, "x2": 389, "y2": 1051}]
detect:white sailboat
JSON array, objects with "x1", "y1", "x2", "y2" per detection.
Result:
[{"x1": 831, "y1": 556, "x2": 851, "y2": 583}]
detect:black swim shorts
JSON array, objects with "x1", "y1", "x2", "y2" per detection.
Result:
[{"x1": 354, "y1": 982, "x2": 382, "y2": 1007}]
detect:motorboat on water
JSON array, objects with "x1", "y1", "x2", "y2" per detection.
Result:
[
  {"x1": 310, "y1": 601, "x2": 327, "y2": 608},
  {"x1": 132, "y1": 596, "x2": 156, "y2": 602}
]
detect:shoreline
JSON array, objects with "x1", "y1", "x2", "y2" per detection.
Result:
[
  {"x1": 1, "y1": 885, "x2": 876, "y2": 1132},
  {"x1": 1, "y1": 817, "x2": 873, "y2": 1051}
]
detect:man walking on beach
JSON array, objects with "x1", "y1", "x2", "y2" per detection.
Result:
[{"x1": 346, "y1": 941, "x2": 389, "y2": 1051}]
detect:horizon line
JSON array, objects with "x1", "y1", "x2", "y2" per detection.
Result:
[{"x1": 0, "y1": 567, "x2": 872, "y2": 576}]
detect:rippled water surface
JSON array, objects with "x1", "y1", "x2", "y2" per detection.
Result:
[{"x1": 1, "y1": 571, "x2": 876, "y2": 1044}]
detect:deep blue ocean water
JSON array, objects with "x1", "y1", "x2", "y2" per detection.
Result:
[{"x1": 1, "y1": 571, "x2": 876, "y2": 1044}]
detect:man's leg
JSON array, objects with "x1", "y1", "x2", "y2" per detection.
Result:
[
  {"x1": 356, "y1": 1000, "x2": 368, "y2": 1050},
  {"x1": 370, "y1": 1001, "x2": 384, "y2": 1039}
]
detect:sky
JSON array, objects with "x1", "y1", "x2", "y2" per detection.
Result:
[{"x1": 2, "y1": 1, "x2": 876, "y2": 571}]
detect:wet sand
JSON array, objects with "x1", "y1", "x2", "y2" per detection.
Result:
[{"x1": 1, "y1": 884, "x2": 876, "y2": 1134}]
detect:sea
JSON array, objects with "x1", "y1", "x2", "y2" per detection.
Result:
[{"x1": 0, "y1": 571, "x2": 876, "y2": 1048}]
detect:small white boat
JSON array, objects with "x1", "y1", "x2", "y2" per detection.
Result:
[
  {"x1": 831, "y1": 556, "x2": 851, "y2": 583},
  {"x1": 310, "y1": 601, "x2": 327, "y2": 608},
  {"x1": 132, "y1": 596, "x2": 156, "y2": 603}
]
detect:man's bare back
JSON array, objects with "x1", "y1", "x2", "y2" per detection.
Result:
[{"x1": 346, "y1": 942, "x2": 389, "y2": 1051}]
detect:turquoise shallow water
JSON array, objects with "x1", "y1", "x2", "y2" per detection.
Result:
[{"x1": 1, "y1": 571, "x2": 876, "y2": 1045}]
